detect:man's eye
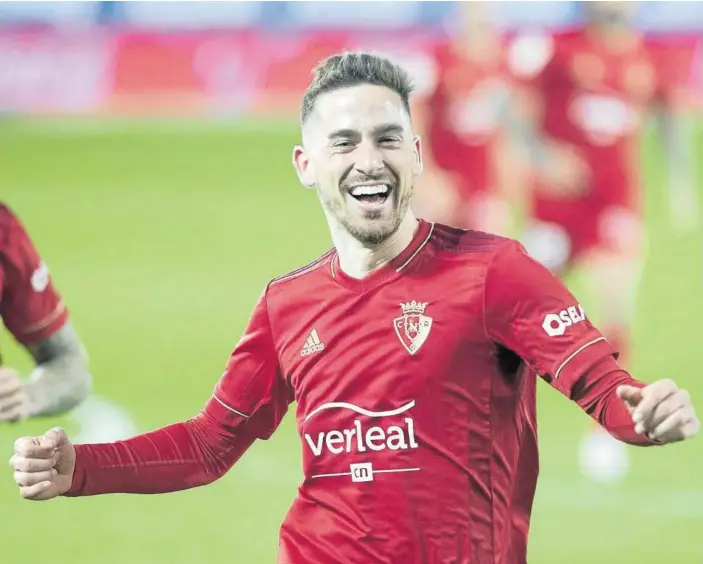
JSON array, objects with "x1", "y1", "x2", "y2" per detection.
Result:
[
  {"x1": 380, "y1": 137, "x2": 400, "y2": 144},
  {"x1": 334, "y1": 140, "x2": 353, "y2": 148}
]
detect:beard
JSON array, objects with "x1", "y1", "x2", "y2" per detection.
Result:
[{"x1": 320, "y1": 185, "x2": 413, "y2": 246}]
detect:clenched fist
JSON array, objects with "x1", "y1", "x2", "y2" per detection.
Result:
[
  {"x1": 9, "y1": 427, "x2": 75, "y2": 500},
  {"x1": 617, "y1": 379, "x2": 699, "y2": 443},
  {"x1": 0, "y1": 367, "x2": 29, "y2": 422}
]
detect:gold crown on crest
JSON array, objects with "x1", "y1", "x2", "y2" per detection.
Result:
[{"x1": 400, "y1": 301, "x2": 428, "y2": 315}]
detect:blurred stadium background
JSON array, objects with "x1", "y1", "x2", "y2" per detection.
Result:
[{"x1": 1, "y1": 2, "x2": 702, "y2": 563}]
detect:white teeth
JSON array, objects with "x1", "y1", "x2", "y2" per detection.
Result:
[{"x1": 350, "y1": 184, "x2": 390, "y2": 197}]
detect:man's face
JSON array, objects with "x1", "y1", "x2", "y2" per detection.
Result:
[{"x1": 293, "y1": 84, "x2": 422, "y2": 245}]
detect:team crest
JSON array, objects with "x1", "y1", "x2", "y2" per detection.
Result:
[{"x1": 394, "y1": 301, "x2": 433, "y2": 355}]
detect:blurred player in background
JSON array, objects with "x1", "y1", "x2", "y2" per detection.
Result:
[
  {"x1": 10, "y1": 53, "x2": 698, "y2": 563},
  {"x1": 414, "y1": 2, "x2": 526, "y2": 235},
  {"x1": 508, "y1": 1, "x2": 696, "y2": 482},
  {"x1": 0, "y1": 204, "x2": 91, "y2": 422}
]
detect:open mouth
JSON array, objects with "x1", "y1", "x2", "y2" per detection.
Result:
[{"x1": 347, "y1": 183, "x2": 392, "y2": 207}]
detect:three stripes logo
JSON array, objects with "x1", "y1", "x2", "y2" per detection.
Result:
[{"x1": 301, "y1": 329, "x2": 325, "y2": 357}]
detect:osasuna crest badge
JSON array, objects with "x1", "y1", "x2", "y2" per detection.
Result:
[{"x1": 394, "y1": 301, "x2": 433, "y2": 355}]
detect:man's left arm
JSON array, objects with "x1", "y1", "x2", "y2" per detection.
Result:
[{"x1": 483, "y1": 240, "x2": 699, "y2": 445}]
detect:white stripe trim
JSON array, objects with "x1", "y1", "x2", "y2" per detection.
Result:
[
  {"x1": 554, "y1": 337, "x2": 606, "y2": 380},
  {"x1": 304, "y1": 400, "x2": 415, "y2": 423},
  {"x1": 311, "y1": 471, "x2": 352, "y2": 479},
  {"x1": 396, "y1": 223, "x2": 435, "y2": 272},
  {"x1": 330, "y1": 253, "x2": 337, "y2": 278},
  {"x1": 310, "y1": 468, "x2": 421, "y2": 479},
  {"x1": 212, "y1": 395, "x2": 249, "y2": 418},
  {"x1": 311, "y1": 330, "x2": 320, "y2": 345}
]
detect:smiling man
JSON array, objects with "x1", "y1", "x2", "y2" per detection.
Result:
[{"x1": 9, "y1": 53, "x2": 698, "y2": 564}]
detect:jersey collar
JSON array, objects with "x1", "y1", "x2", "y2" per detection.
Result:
[{"x1": 329, "y1": 220, "x2": 434, "y2": 292}]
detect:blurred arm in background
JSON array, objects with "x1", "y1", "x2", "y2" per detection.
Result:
[
  {"x1": 502, "y1": 35, "x2": 592, "y2": 202},
  {"x1": 0, "y1": 205, "x2": 91, "y2": 421},
  {"x1": 21, "y1": 323, "x2": 91, "y2": 418}
]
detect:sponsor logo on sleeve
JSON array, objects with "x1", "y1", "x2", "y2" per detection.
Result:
[
  {"x1": 542, "y1": 304, "x2": 586, "y2": 337},
  {"x1": 30, "y1": 261, "x2": 50, "y2": 292}
]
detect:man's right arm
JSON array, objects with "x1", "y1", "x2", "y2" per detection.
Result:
[
  {"x1": 65, "y1": 404, "x2": 258, "y2": 496},
  {"x1": 60, "y1": 286, "x2": 291, "y2": 497}
]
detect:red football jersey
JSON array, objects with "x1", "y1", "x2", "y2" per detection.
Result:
[
  {"x1": 509, "y1": 29, "x2": 664, "y2": 209},
  {"x1": 0, "y1": 205, "x2": 68, "y2": 350},
  {"x1": 426, "y1": 42, "x2": 511, "y2": 199},
  {"x1": 212, "y1": 221, "x2": 621, "y2": 563},
  {"x1": 68, "y1": 220, "x2": 653, "y2": 562}
]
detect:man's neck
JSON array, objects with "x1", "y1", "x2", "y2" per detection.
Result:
[{"x1": 330, "y1": 212, "x2": 419, "y2": 279}]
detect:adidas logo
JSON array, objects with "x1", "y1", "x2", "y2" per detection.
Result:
[{"x1": 301, "y1": 329, "x2": 325, "y2": 357}]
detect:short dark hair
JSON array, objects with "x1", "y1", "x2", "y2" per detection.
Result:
[{"x1": 300, "y1": 52, "x2": 414, "y2": 124}]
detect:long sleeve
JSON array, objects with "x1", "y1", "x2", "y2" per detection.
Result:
[
  {"x1": 483, "y1": 240, "x2": 657, "y2": 446},
  {"x1": 65, "y1": 406, "x2": 258, "y2": 496},
  {"x1": 64, "y1": 285, "x2": 293, "y2": 496},
  {"x1": 570, "y1": 355, "x2": 654, "y2": 446}
]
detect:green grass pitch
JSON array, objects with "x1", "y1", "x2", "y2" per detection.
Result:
[{"x1": 0, "y1": 118, "x2": 701, "y2": 563}]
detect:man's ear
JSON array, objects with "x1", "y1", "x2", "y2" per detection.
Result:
[{"x1": 292, "y1": 145, "x2": 315, "y2": 189}]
